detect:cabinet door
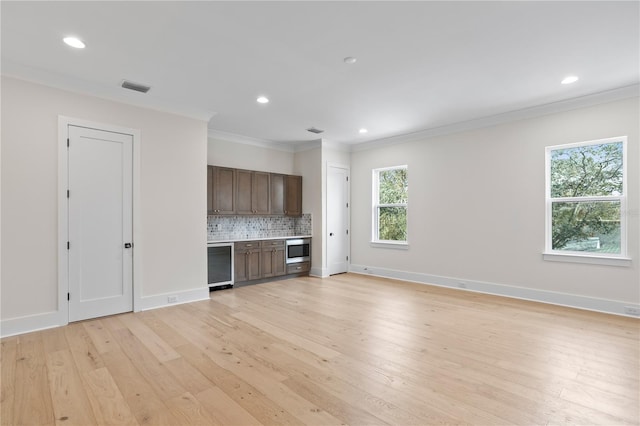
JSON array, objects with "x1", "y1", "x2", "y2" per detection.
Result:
[
  {"x1": 213, "y1": 167, "x2": 235, "y2": 214},
  {"x1": 285, "y1": 175, "x2": 302, "y2": 217},
  {"x1": 253, "y1": 172, "x2": 270, "y2": 214},
  {"x1": 235, "y1": 169, "x2": 253, "y2": 214},
  {"x1": 234, "y1": 251, "x2": 248, "y2": 282},
  {"x1": 247, "y1": 250, "x2": 262, "y2": 280},
  {"x1": 273, "y1": 246, "x2": 286, "y2": 276},
  {"x1": 207, "y1": 166, "x2": 214, "y2": 214},
  {"x1": 261, "y1": 248, "x2": 275, "y2": 278},
  {"x1": 270, "y1": 174, "x2": 285, "y2": 215}
]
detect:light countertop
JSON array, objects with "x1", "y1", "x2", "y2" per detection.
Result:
[{"x1": 208, "y1": 235, "x2": 311, "y2": 243}]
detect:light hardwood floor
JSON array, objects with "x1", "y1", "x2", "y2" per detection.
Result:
[{"x1": 1, "y1": 273, "x2": 639, "y2": 425}]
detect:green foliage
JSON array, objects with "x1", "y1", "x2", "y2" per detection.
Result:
[
  {"x1": 377, "y1": 168, "x2": 407, "y2": 241},
  {"x1": 552, "y1": 202, "x2": 620, "y2": 252},
  {"x1": 379, "y1": 168, "x2": 408, "y2": 204},
  {"x1": 550, "y1": 142, "x2": 623, "y2": 251},
  {"x1": 551, "y1": 142, "x2": 623, "y2": 197},
  {"x1": 379, "y1": 207, "x2": 407, "y2": 241}
]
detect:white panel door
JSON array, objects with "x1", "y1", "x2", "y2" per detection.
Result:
[
  {"x1": 327, "y1": 165, "x2": 349, "y2": 275},
  {"x1": 68, "y1": 125, "x2": 133, "y2": 322}
]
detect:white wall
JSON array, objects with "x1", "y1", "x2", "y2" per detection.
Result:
[
  {"x1": 350, "y1": 97, "x2": 639, "y2": 315},
  {"x1": 294, "y1": 147, "x2": 322, "y2": 274},
  {"x1": 208, "y1": 137, "x2": 294, "y2": 174},
  {"x1": 1, "y1": 77, "x2": 208, "y2": 336}
]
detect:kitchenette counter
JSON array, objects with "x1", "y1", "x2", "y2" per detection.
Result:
[{"x1": 207, "y1": 235, "x2": 311, "y2": 243}]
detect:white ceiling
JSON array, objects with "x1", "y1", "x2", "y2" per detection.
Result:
[{"x1": 2, "y1": 1, "x2": 639, "y2": 148}]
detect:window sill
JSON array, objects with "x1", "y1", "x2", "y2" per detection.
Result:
[
  {"x1": 543, "y1": 252, "x2": 631, "y2": 267},
  {"x1": 370, "y1": 241, "x2": 409, "y2": 250}
]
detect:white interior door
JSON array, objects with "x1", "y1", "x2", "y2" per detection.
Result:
[
  {"x1": 327, "y1": 164, "x2": 349, "y2": 275},
  {"x1": 68, "y1": 125, "x2": 133, "y2": 321}
]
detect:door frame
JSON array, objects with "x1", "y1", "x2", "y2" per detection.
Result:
[
  {"x1": 325, "y1": 162, "x2": 350, "y2": 276},
  {"x1": 57, "y1": 116, "x2": 141, "y2": 324}
]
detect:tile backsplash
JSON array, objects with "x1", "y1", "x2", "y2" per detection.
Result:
[{"x1": 208, "y1": 214, "x2": 311, "y2": 241}]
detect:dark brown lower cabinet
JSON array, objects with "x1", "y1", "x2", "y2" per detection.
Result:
[
  {"x1": 234, "y1": 241, "x2": 262, "y2": 283},
  {"x1": 234, "y1": 239, "x2": 303, "y2": 283},
  {"x1": 261, "y1": 240, "x2": 286, "y2": 278},
  {"x1": 286, "y1": 261, "x2": 310, "y2": 275}
]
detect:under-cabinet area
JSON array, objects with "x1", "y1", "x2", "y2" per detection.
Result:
[
  {"x1": 207, "y1": 165, "x2": 302, "y2": 216},
  {"x1": 234, "y1": 238, "x2": 311, "y2": 284},
  {"x1": 207, "y1": 237, "x2": 311, "y2": 288}
]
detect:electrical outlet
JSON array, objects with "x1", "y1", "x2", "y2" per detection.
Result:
[
  {"x1": 458, "y1": 282, "x2": 467, "y2": 289},
  {"x1": 623, "y1": 306, "x2": 640, "y2": 316},
  {"x1": 168, "y1": 296, "x2": 178, "y2": 303}
]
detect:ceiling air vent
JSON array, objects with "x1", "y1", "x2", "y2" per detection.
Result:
[
  {"x1": 121, "y1": 80, "x2": 151, "y2": 93},
  {"x1": 307, "y1": 127, "x2": 324, "y2": 134}
]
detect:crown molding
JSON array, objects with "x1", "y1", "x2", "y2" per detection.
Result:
[
  {"x1": 352, "y1": 84, "x2": 640, "y2": 152},
  {"x1": 321, "y1": 139, "x2": 352, "y2": 153},
  {"x1": 207, "y1": 129, "x2": 294, "y2": 152},
  {"x1": 207, "y1": 129, "x2": 326, "y2": 153},
  {"x1": 293, "y1": 139, "x2": 322, "y2": 152},
  {"x1": 2, "y1": 61, "x2": 217, "y2": 122}
]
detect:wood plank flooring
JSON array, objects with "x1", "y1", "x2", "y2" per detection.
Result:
[{"x1": 1, "y1": 273, "x2": 638, "y2": 425}]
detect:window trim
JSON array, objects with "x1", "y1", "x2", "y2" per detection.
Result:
[
  {"x1": 544, "y1": 136, "x2": 629, "y2": 264},
  {"x1": 372, "y1": 165, "x2": 408, "y2": 246}
]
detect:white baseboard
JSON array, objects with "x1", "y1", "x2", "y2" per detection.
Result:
[
  {"x1": 348, "y1": 264, "x2": 639, "y2": 318},
  {"x1": 310, "y1": 266, "x2": 329, "y2": 278},
  {"x1": 138, "y1": 287, "x2": 210, "y2": 311},
  {"x1": 1, "y1": 310, "x2": 67, "y2": 338},
  {"x1": 0, "y1": 287, "x2": 210, "y2": 338}
]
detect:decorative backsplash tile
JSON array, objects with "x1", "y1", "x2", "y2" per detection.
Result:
[{"x1": 208, "y1": 214, "x2": 311, "y2": 241}]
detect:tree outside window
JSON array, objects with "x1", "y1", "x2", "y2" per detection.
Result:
[
  {"x1": 373, "y1": 166, "x2": 408, "y2": 242},
  {"x1": 546, "y1": 138, "x2": 626, "y2": 256}
]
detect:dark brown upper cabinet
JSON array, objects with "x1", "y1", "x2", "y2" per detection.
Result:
[
  {"x1": 209, "y1": 166, "x2": 235, "y2": 214},
  {"x1": 285, "y1": 174, "x2": 302, "y2": 217},
  {"x1": 207, "y1": 165, "x2": 301, "y2": 216},
  {"x1": 207, "y1": 166, "x2": 214, "y2": 213},
  {"x1": 270, "y1": 174, "x2": 285, "y2": 215},
  {"x1": 236, "y1": 170, "x2": 270, "y2": 215}
]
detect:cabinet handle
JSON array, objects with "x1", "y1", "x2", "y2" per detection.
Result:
[
  {"x1": 295, "y1": 266, "x2": 301, "y2": 270},
  {"x1": 246, "y1": 244, "x2": 252, "y2": 247}
]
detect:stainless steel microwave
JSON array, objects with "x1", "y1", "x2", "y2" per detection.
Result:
[{"x1": 286, "y1": 238, "x2": 310, "y2": 264}]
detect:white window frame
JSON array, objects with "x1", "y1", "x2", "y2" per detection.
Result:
[
  {"x1": 371, "y1": 165, "x2": 409, "y2": 249},
  {"x1": 544, "y1": 136, "x2": 630, "y2": 266}
]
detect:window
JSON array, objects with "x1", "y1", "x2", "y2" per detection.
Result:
[
  {"x1": 545, "y1": 137, "x2": 628, "y2": 263},
  {"x1": 373, "y1": 166, "x2": 408, "y2": 245}
]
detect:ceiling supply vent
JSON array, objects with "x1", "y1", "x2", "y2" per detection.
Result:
[
  {"x1": 121, "y1": 80, "x2": 151, "y2": 93},
  {"x1": 306, "y1": 127, "x2": 324, "y2": 134}
]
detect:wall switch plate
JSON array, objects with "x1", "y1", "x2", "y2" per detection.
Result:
[
  {"x1": 168, "y1": 296, "x2": 178, "y2": 303},
  {"x1": 623, "y1": 306, "x2": 640, "y2": 316}
]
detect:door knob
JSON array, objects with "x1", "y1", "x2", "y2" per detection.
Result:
[
  {"x1": 124, "y1": 243, "x2": 132, "y2": 248},
  {"x1": 329, "y1": 233, "x2": 334, "y2": 236}
]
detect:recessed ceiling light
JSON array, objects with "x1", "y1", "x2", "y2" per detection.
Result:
[
  {"x1": 63, "y1": 36, "x2": 85, "y2": 49},
  {"x1": 561, "y1": 75, "x2": 579, "y2": 85},
  {"x1": 256, "y1": 96, "x2": 269, "y2": 104},
  {"x1": 359, "y1": 128, "x2": 368, "y2": 134},
  {"x1": 344, "y1": 57, "x2": 357, "y2": 64}
]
